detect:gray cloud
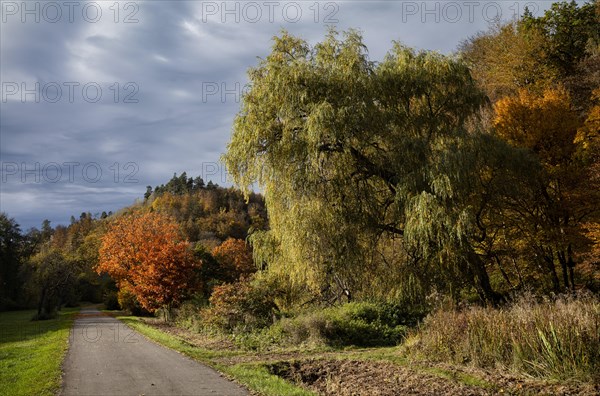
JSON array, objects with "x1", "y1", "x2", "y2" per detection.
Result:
[{"x1": 0, "y1": 0, "x2": 550, "y2": 229}]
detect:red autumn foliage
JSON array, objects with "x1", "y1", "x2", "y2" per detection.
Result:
[
  {"x1": 211, "y1": 238, "x2": 255, "y2": 281},
  {"x1": 96, "y1": 211, "x2": 200, "y2": 312}
]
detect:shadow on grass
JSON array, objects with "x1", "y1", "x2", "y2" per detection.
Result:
[{"x1": 0, "y1": 309, "x2": 78, "y2": 344}]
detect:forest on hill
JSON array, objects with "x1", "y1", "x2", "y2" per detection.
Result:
[
  {"x1": 1, "y1": 1, "x2": 599, "y2": 392},
  {"x1": 0, "y1": 173, "x2": 267, "y2": 316}
]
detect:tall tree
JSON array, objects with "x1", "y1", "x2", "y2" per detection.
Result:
[
  {"x1": 494, "y1": 87, "x2": 579, "y2": 166},
  {"x1": 0, "y1": 213, "x2": 24, "y2": 306},
  {"x1": 494, "y1": 87, "x2": 599, "y2": 290},
  {"x1": 224, "y1": 30, "x2": 531, "y2": 304},
  {"x1": 459, "y1": 20, "x2": 554, "y2": 103},
  {"x1": 27, "y1": 248, "x2": 79, "y2": 319},
  {"x1": 522, "y1": 0, "x2": 599, "y2": 78},
  {"x1": 461, "y1": 1, "x2": 599, "y2": 113}
]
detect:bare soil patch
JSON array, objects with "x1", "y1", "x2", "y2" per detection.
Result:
[
  {"x1": 267, "y1": 359, "x2": 599, "y2": 396},
  {"x1": 268, "y1": 359, "x2": 491, "y2": 395}
]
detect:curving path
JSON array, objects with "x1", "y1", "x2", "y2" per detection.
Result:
[{"x1": 61, "y1": 307, "x2": 248, "y2": 396}]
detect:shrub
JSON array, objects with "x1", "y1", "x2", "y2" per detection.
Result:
[
  {"x1": 275, "y1": 302, "x2": 411, "y2": 347},
  {"x1": 211, "y1": 238, "x2": 255, "y2": 282},
  {"x1": 200, "y1": 275, "x2": 278, "y2": 332},
  {"x1": 174, "y1": 297, "x2": 207, "y2": 332},
  {"x1": 117, "y1": 287, "x2": 149, "y2": 316},
  {"x1": 406, "y1": 293, "x2": 600, "y2": 382}
]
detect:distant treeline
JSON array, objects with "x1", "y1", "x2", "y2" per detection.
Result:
[{"x1": 0, "y1": 174, "x2": 267, "y2": 315}]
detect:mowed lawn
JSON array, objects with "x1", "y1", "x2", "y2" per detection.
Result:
[{"x1": 0, "y1": 308, "x2": 78, "y2": 396}]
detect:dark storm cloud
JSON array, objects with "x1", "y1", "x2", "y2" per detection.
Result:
[{"x1": 0, "y1": 1, "x2": 550, "y2": 229}]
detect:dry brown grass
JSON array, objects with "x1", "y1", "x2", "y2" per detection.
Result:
[{"x1": 406, "y1": 293, "x2": 600, "y2": 382}]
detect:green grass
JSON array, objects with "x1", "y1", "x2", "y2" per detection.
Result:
[
  {"x1": 221, "y1": 363, "x2": 315, "y2": 396},
  {"x1": 119, "y1": 316, "x2": 315, "y2": 396},
  {"x1": 0, "y1": 308, "x2": 79, "y2": 396}
]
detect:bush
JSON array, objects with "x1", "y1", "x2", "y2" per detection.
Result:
[
  {"x1": 173, "y1": 295, "x2": 208, "y2": 332},
  {"x1": 117, "y1": 287, "x2": 149, "y2": 316},
  {"x1": 406, "y1": 293, "x2": 600, "y2": 382},
  {"x1": 200, "y1": 275, "x2": 278, "y2": 332},
  {"x1": 274, "y1": 302, "x2": 412, "y2": 347}
]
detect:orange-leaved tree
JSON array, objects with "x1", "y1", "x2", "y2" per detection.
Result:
[
  {"x1": 494, "y1": 87, "x2": 579, "y2": 167},
  {"x1": 211, "y1": 238, "x2": 255, "y2": 282},
  {"x1": 576, "y1": 89, "x2": 600, "y2": 286},
  {"x1": 493, "y1": 87, "x2": 598, "y2": 291},
  {"x1": 96, "y1": 211, "x2": 200, "y2": 312}
]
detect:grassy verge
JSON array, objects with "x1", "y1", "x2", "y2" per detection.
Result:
[
  {"x1": 0, "y1": 308, "x2": 79, "y2": 396},
  {"x1": 117, "y1": 316, "x2": 505, "y2": 394},
  {"x1": 118, "y1": 315, "x2": 494, "y2": 394},
  {"x1": 115, "y1": 295, "x2": 599, "y2": 395},
  {"x1": 119, "y1": 316, "x2": 315, "y2": 396}
]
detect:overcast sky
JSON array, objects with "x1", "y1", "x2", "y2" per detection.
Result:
[{"x1": 0, "y1": 0, "x2": 552, "y2": 230}]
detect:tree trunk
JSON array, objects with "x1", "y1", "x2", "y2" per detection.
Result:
[
  {"x1": 557, "y1": 250, "x2": 570, "y2": 291},
  {"x1": 543, "y1": 252, "x2": 561, "y2": 293},
  {"x1": 567, "y1": 244, "x2": 576, "y2": 290},
  {"x1": 468, "y1": 251, "x2": 503, "y2": 306},
  {"x1": 37, "y1": 287, "x2": 47, "y2": 318},
  {"x1": 494, "y1": 255, "x2": 513, "y2": 288}
]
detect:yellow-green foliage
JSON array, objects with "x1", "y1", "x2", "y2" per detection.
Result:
[{"x1": 224, "y1": 29, "x2": 534, "y2": 304}]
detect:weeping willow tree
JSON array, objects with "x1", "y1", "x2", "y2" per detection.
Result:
[{"x1": 224, "y1": 29, "x2": 534, "y2": 305}]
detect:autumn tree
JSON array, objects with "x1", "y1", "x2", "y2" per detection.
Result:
[
  {"x1": 211, "y1": 238, "x2": 255, "y2": 282},
  {"x1": 460, "y1": 1, "x2": 600, "y2": 293},
  {"x1": 575, "y1": 89, "x2": 600, "y2": 157},
  {"x1": 494, "y1": 88, "x2": 579, "y2": 166},
  {"x1": 581, "y1": 222, "x2": 600, "y2": 287},
  {"x1": 462, "y1": 1, "x2": 600, "y2": 112},
  {"x1": 494, "y1": 87, "x2": 600, "y2": 291},
  {"x1": 96, "y1": 212, "x2": 200, "y2": 312},
  {"x1": 576, "y1": 89, "x2": 600, "y2": 287},
  {"x1": 459, "y1": 20, "x2": 554, "y2": 103},
  {"x1": 224, "y1": 30, "x2": 533, "y2": 304},
  {"x1": 524, "y1": 0, "x2": 600, "y2": 114}
]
